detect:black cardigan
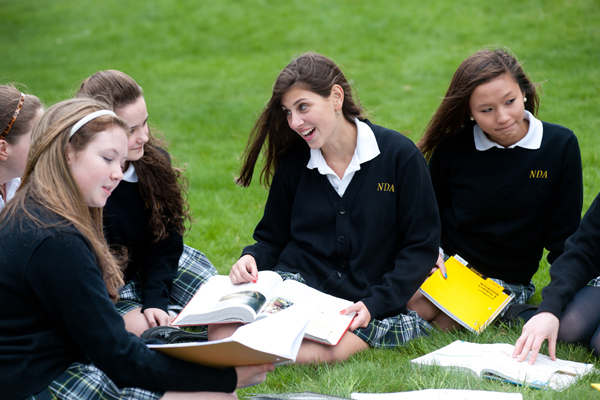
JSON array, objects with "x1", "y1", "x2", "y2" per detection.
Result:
[{"x1": 243, "y1": 120, "x2": 440, "y2": 320}]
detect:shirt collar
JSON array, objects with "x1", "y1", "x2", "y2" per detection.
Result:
[
  {"x1": 122, "y1": 163, "x2": 138, "y2": 183},
  {"x1": 307, "y1": 118, "x2": 380, "y2": 173},
  {"x1": 473, "y1": 110, "x2": 543, "y2": 151}
]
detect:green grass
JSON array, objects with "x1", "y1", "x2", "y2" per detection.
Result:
[{"x1": 2, "y1": 0, "x2": 600, "y2": 398}]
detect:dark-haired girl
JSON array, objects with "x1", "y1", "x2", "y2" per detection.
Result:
[
  {"x1": 0, "y1": 84, "x2": 43, "y2": 211},
  {"x1": 77, "y1": 70, "x2": 217, "y2": 336},
  {"x1": 408, "y1": 48, "x2": 583, "y2": 329},
  {"x1": 209, "y1": 52, "x2": 441, "y2": 363}
]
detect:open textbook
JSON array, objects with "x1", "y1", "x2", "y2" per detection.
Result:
[
  {"x1": 411, "y1": 340, "x2": 594, "y2": 391},
  {"x1": 351, "y1": 390, "x2": 523, "y2": 400},
  {"x1": 172, "y1": 270, "x2": 355, "y2": 345},
  {"x1": 418, "y1": 254, "x2": 514, "y2": 333},
  {"x1": 149, "y1": 305, "x2": 310, "y2": 368}
]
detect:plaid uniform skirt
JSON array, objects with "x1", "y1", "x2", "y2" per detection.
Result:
[
  {"x1": 489, "y1": 278, "x2": 536, "y2": 307},
  {"x1": 116, "y1": 244, "x2": 217, "y2": 315},
  {"x1": 29, "y1": 362, "x2": 163, "y2": 400},
  {"x1": 276, "y1": 271, "x2": 433, "y2": 348},
  {"x1": 588, "y1": 276, "x2": 600, "y2": 287}
]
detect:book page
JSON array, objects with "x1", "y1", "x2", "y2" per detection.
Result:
[
  {"x1": 411, "y1": 341, "x2": 594, "y2": 391},
  {"x1": 173, "y1": 270, "x2": 283, "y2": 325},
  {"x1": 352, "y1": 390, "x2": 523, "y2": 400},
  {"x1": 257, "y1": 280, "x2": 355, "y2": 344}
]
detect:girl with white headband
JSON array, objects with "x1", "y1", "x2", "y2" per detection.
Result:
[
  {"x1": 76, "y1": 70, "x2": 217, "y2": 338},
  {"x1": 0, "y1": 84, "x2": 43, "y2": 211},
  {"x1": 0, "y1": 97, "x2": 271, "y2": 400}
]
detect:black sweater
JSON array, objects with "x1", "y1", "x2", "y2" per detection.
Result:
[
  {"x1": 103, "y1": 178, "x2": 182, "y2": 312},
  {"x1": 429, "y1": 121, "x2": 582, "y2": 285},
  {"x1": 243, "y1": 120, "x2": 440, "y2": 320},
  {"x1": 0, "y1": 203, "x2": 236, "y2": 399},
  {"x1": 537, "y1": 192, "x2": 600, "y2": 318}
]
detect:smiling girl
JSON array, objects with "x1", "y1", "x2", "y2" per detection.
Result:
[
  {"x1": 0, "y1": 97, "x2": 271, "y2": 400},
  {"x1": 408, "y1": 48, "x2": 583, "y2": 329},
  {"x1": 77, "y1": 70, "x2": 217, "y2": 336},
  {"x1": 210, "y1": 52, "x2": 441, "y2": 363}
]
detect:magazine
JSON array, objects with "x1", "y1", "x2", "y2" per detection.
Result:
[
  {"x1": 411, "y1": 340, "x2": 595, "y2": 391},
  {"x1": 172, "y1": 271, "x2": 355, "y2": 345},
  {"x1": 419, "y1": 254, "x2": 514, "y2": 333}
]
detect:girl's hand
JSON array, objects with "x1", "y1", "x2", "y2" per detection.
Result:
[
  {"x1": 234, "y1": 363, "x2": 274, "y2": 388},
  {"x1": 143, "y1": 307, "x2": 172, "y2": 328},
  {"x1": 512, "y1": 312, "x2": 559, "y2": 364},
  {"x1": 230, "y1": 254, "x2": 258, "y2": 285},
  {"x1": 429, "y1": 253, "x2": 447, "y2": 279},
  {"x1": 342, "y1": 301, "x2": 371, "y2": 331}
]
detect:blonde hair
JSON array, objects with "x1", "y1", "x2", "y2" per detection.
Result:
[{"x1": 3, "y1": 97, "x2": 130, "y2": 302}]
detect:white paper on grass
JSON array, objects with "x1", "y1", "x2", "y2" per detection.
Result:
[{"x1": 351, "y1": 389, "x2": 523, "y2": 400}]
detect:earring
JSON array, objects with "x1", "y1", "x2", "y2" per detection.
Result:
[
  {"x1": 470, "y1": 116, "x2": 474, "y2": 121},
  {"x1": 524, "y1": 97, "x2": 527, "y2": 102},
  {"x1": 336, "y1": 110, "x2": 340, "y2": 116}
]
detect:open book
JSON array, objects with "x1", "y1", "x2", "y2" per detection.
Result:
[
  {"x1": 411, "y1": 340, "x2": 595, "y2": 391},
  {"x1": 419, "y1": 254, "x2": 514, "y2": 333},
  {"x1": 149, "y1": 305, "x2": 310, "y2": 368},
  {"x1": 352, "y1": 390, "x2": 523, "y2": 400},
  {"x1": 172, "y1": 271, "x2": 355, "y2": 345}
]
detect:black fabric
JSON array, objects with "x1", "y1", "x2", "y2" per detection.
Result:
[
  {"x1": 557, "y1": 286, "x2": 600, "y2": 356},
  {"x1": 242, "y1": 120, "x2": 441, "y2": 320},
  {"x1": 430, "y1": 121, "x2": 582, "y2": 285},
  {"x1": 0, "y1": 202, "x2": 236, "y2": 399}
]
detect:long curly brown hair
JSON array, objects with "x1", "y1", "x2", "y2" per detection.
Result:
[{"x1": 76, "y1": 70, "x2": 191, "y2": 240}]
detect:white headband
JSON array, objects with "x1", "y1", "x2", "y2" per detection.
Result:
[{"x1": 69, "y1": 110, "x2": 117, "y2": 138}]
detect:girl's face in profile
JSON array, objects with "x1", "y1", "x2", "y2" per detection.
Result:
[
  {"x1": 469, "y1": 73, "x2": 529, "y2": 148},
  {"x1": 117, "y1": 96, "x2": 149, "y2": 162},
  {"x1": 281, "y1": 86, "x2": 342, "y2": 150},
  {"x1": 68, "y1": 126, "x2": 129, "y2": 207}
]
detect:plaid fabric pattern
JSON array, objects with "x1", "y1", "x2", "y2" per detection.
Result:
[
  {"x1": 116, "y1": 244, "x2": 217, "y2": 315},
  {"x1": 275, "y1": 270, "x2": 432, "y2": 348},
  {"x1": 28, "y1": 362, "x2": 162, "y2": 400},
  {"x1": 588, "y1": 276, "x2": 600, "y2": 287},
  {"x1": 488, "y1": 278, "x2": 536, "y2": 318}
]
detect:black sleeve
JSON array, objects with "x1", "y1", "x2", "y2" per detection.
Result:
[{"x1": 27, "y1": 233, "x2": 236, "y2": 393}]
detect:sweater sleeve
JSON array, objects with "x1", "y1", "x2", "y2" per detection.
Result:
[
  {"x1": 27, "y1": 233, "x2": 236, "y2": 393},
  {"x1": 541, "y1": 132, "x2": 583, "y2": 264},
  {"x1": 140, "y1": 228, "x2": 183, "y2": 312},
  {"x1": 537, "y1": 193, "x2": 600, "y2": 319},
  {"x1": 361, "y1": 151, "x2": 441, "y2": 318}
]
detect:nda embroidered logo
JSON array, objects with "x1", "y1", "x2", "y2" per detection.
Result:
[
  {"x1": 377, "y1": 183, "x2": 395, "y2": 192},
  {"x1": 530, "y1": 170, "x2": 547, "y2": 178}
]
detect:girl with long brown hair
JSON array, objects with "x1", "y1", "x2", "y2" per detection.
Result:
[
  {"x1": 0, "y1": 84, "x2": 43, "y2": 210},
  {"x1": 210, "y1": 52, "x2": 441, "y2": 363},
  {"x1": 408, "y1": 48, "x2": 583, "y2": 329},
  {"x1": 77, "y1": 70, "x2": 217, "y2": 336},
  {"x1": 0, "y1": 97, "x2": 272, "y2": 399}
]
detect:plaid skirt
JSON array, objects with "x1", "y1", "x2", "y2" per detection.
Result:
[
  {"x1": 28, "y1": 362, "x2": 163, "y2": 400},
  {"x1": 276, "y1": 271, "x2": 433, "y2": 348},
  {"x1": 116, "y1": 244, "x2": 217, "y2": 315},
  {"x1": 588, "y1": 276, "x2": 600, "y2": 287},
  {"x1": 489, "y1": 278, "x2": 536, "y2": 307}
]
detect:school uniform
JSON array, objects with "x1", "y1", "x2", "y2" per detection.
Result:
[
  {"x1": 104, "y1": 161, "x2": 216, "y2": 317},
  {"x1": 243, "y1": 119, "x2": 440, "y2": 347},
  {"x1": 0, "y1": 177, "x2": 20, "y2": 212},
  {"x1": 429, "y1": 111, "x2": 582, "y2": 303},
  {"x1": 0, "y1": 201, "x2": 236, "y2": 399}
]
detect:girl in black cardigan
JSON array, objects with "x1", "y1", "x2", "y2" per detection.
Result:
[
  {"x1": 209, "y1": 53, "x2": 440, "y2": 363},
  {"x1": 0, "y1": 97, "x2": 271, "y2": 399},
  {"x1": 77, "y1": 70, "x2": 217, "y2": 336}
]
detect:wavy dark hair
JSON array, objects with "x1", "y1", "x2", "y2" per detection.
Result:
[
  {"x1": 418, "y1": 47, "x2": 540, "y2": 160},
  {"x1": 236, "y1": 52, "x2": 366, "y2": 187},
  {"x1": 0, "y1": 84, "x2": 43, "y2": 145},
  {"x1": 76, "y1": 70, "x2": 191, "y2": 240}
]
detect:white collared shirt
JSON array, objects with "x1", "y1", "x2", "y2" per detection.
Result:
[
  {"x1": 306, "y1": 119, "x2": 380, "y2": 197},
  {"x1": 122, "y1": 163, "x2": 138, "y2": 183},
  {"x1": 0, "y1": 177, "x2": 20, "y2": 212},
  {"x1": 473, "y1": 110, "x2": 543, "y2": 151}
]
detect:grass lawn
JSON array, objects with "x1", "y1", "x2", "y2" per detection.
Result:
[{"x1": 2, "y1": 0, "x2": 600, "y2": 398}]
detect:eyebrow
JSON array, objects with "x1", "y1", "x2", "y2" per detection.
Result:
[
  {"x1": 474, "y1": 90, "x2": 516, "y2": 108},
  {"x1": 282, "y1": 98, "x2": 308, "y2": 109}
]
